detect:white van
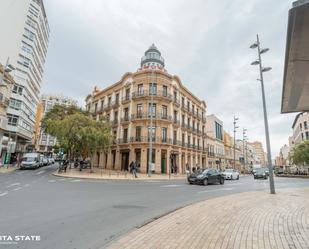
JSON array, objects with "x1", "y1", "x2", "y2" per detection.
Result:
[{"x1": 20, "y1": 153, "x2": 41, "y2": 169}]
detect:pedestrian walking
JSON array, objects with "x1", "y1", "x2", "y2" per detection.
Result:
[{"x1": 129, "y1": 161, "x2": 138, "y2": 178}]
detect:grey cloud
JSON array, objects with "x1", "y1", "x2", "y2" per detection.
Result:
[{"x1": 42, "y1": 0, "x2": 296, "y2": 157}]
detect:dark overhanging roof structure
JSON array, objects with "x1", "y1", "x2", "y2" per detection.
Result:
[{"x1": 281, "y1": 0, "x2": 309, "y2": 113}]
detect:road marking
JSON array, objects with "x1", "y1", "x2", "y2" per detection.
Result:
[
  {"x1": 12, "y1": 187, "x2": 22, "y2": 191},
  {"x1": 24, "y1": 184, "x2": 30, "y2": 187},
  {"x1": 35, "y1": 170, "x2": 45, "y2": 175},
  {"x1": 198, "y1": 187, "x2": 234, "y2": 194},
  {"x1": 0, "y1": 192, "x2": 8, "y2": 197},
  {"x1": 58, "y1": 178, "x2": 68, "y2": 181},
  {"x1": 6, "y1": 182, "x2": 21, "y2": 188},
  {"x1": 48, "y1": 180, "x2": 56, "y2": 183},
  {"x1": 226, "y1": 182, "x2": 244, "y2": 186},
  {"x1": 161, "y1": 184, "x2": 182, "y2": 188},
  {"x1": 70, "y1": 179, "x2": 82, "y2": 182}
]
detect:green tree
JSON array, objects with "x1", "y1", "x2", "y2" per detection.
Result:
[
  {"x1": 290, "y1": 140, "x2": 309, "y2": 166},
  {"x1": 41, "y1": 104, "x2": 87, "y2": 134},
  {"x1": 42, "y1": 105, "x2": 111, "y2": 170}
]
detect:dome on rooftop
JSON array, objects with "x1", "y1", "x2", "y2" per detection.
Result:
[{"x1": 140, "y1": 43, "x2": 165, "y2": 70}]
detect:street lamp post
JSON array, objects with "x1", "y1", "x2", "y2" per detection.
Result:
[
  {"x1": 242, "y1": 128, "x2": 247, "y2": 172},
  {"x1": 250, "y1": 34, "x2": 275, "y2": 194},
  {"x1": 148, "y1": 70, "x2": 155, "y2": 177},
  {"x1": 233, "y1": 116, "x2": 239, "y2": 169}
]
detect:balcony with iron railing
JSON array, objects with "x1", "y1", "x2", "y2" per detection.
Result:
[
  {"x1": 131, "y1": 90, "x2": 172, "y2": 101},
  {"x1": 121, "y1": 115, "x2": 130, "y2": 123},
  {"x1": 0, "y1": 93, "x2": 9, "y2": 107},
  {"x1": 173, "y1": 98, "x2": 180, "y2": 107},
  {"x1": 112, "y1": 100, "x2": 120, "y2": 108},
  {"x1": 173, "y1": 119, "x2": 180, "y2": 126},
  {"x1": 130, "y1": 112, "x2": 173, "y2": 122},
  {"x1": 111, "y1": 119, "x2": 118, "y2": 126},
  {"x1": 122, "y1": 95, "x2": 131, "y2": 103}
]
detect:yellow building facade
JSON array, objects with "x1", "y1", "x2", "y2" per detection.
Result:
[{"x1": 86, "y1": 45, "x2": 208, "y2": 174}]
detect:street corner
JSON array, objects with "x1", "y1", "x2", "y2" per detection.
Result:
[
  {"x1": 0, "y1": 165, "x2": 18, "y2": 174},
  {"x1": 107, "y1": 188, "x2": 309, "y2": 249}
]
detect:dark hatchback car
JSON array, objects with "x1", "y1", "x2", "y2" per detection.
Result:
[
  {"x1": 188, "y1": 169, "x2": 225, "y2": 185},
  {"x1": 253, "y1": 168, "x2": 268, "y2": 179}
]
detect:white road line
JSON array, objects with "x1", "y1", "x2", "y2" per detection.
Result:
[
  {"x1": 198, "y1": 187, "x2": 234, "y2": 194},
  {"x1": 48, "y1": 180, "x2": 56, "y2": 183},
  {"x1": 35, "y1": 170, "x2": 45, "y2": 175},
  {"x1": 12, "y1": 187, "x2": 22, "y2": 191},
  {"x1": 70, "y1": 179, "x2": 82, "y2": 182},
  {"x1": 161, "y1": 184, "x2": 182, "y2": 188},
  {"x1": 0, "y1": 192, "x2": 8, "y2": 197},
  {"x1": 58, "y1": 178, "x2": 68, "y2": 181},
  {"x1": 226, "y1": 182, "x2": 244, "y2": 186},
  {"x1": 6, "y1": 182, "x2": 21, "y2": 188},
  {"x1": 24, "y1": 184, "x2": 30, "y2": 187}
]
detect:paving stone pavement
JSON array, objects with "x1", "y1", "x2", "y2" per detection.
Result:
[{"x1": 108, "y1": 188, "x2": 309, "y2": 249}]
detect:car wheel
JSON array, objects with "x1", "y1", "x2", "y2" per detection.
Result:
[
  {"x1": 203, "y1": 179, "x2": 208, "y2": 186},
  {"x1": 237, "y1": 175, "x2": 239, "y2": 180},
  {"x1": 189, "y1": 182, "x2": 193, "y2": 185},
  {"x1": 220, "y1": 178, "x2": 224, "y2": 185}
]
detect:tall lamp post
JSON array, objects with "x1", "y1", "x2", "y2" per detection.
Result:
[
  {"x1": 242, "y1": 128, "x2": 247, "y2": 172},
  {"x1": 233, "y1": 116, "x2": 239, "y2": 169},
  {"x1": 250, "y1": 34, "x2": 275, "y2": 194}
]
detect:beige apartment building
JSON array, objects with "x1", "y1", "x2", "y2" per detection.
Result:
[
  {"x1": 86, "y1": 44, "x2": 208, "y2": 174},
  {"x1": 248, "y1": 141, "x2": 266, "y2": 166}
]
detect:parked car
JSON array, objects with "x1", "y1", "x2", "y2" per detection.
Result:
[
  {"x1": 188, "y1": 168, "x2": 224, "y2": 185},
  {"x1": 253, "y1": 168, "x2": 268, "y2": 179},
  {"x1": 222, "y1": 168, "x2": 239, "y2": 180},
  {"x1": 20, "y1": 153, "x2": 41, "y2": 169}
]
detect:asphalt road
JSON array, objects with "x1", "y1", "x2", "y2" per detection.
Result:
[{"x1": 0, "y1": 164, "x2": 308, "y2": 249}]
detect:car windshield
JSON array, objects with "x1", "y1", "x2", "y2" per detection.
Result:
[
  {"x1": 22, "y1": 157, "x2": 36, "y2": 162},
  {"x1": 202, "y1": 169, "x2": 210, "y2": 174},
  {"x1": 256, "y1": 168, "x2": 266, "y2": 173}
]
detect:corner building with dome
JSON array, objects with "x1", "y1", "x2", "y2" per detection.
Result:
[{"x1": 86, "y1": 44, "x2": 208, "y2": 174}]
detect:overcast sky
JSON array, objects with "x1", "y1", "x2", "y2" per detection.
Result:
[{"x1": 42, "y1": 0, "x2": 296, "y2": 158}]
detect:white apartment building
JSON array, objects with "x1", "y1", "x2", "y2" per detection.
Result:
[
  {"x1": 36, "y1": 95, "x2": 77, "y2": 153},
  {"x1": 291, "y1": 112, "x2": 309, "y2": 146},
  {"x1": 0, "y1": 0, "x2": 50, "y2": 153},
  {"x1": 206, "y1": 114, "x2": 225, "y2": 168}
]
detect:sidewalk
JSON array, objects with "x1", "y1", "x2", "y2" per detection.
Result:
[
  {"x1": 0, "y1": 165, "x2": 18, "y2": 174},
  {"x1": 53, "y1": 167, "x2": 186, "y2": 181},
  {"x1": 108, "y1": 187, "x2": 309, "y2": 249}
]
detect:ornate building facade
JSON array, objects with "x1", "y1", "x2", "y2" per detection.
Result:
[{"x1": 86, "y1": 44, "x2": 208, "y2": 174}]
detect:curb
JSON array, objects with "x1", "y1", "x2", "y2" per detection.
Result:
[
  {"x1": 276, "y1": 174, "x2": 309, "y2": 179},
  {"x1": 0, "y1": 166, "x2": 18, "y2": 174},
  {"x1": 52, "y1": 171, "x2": 186, "y2": 181}
]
